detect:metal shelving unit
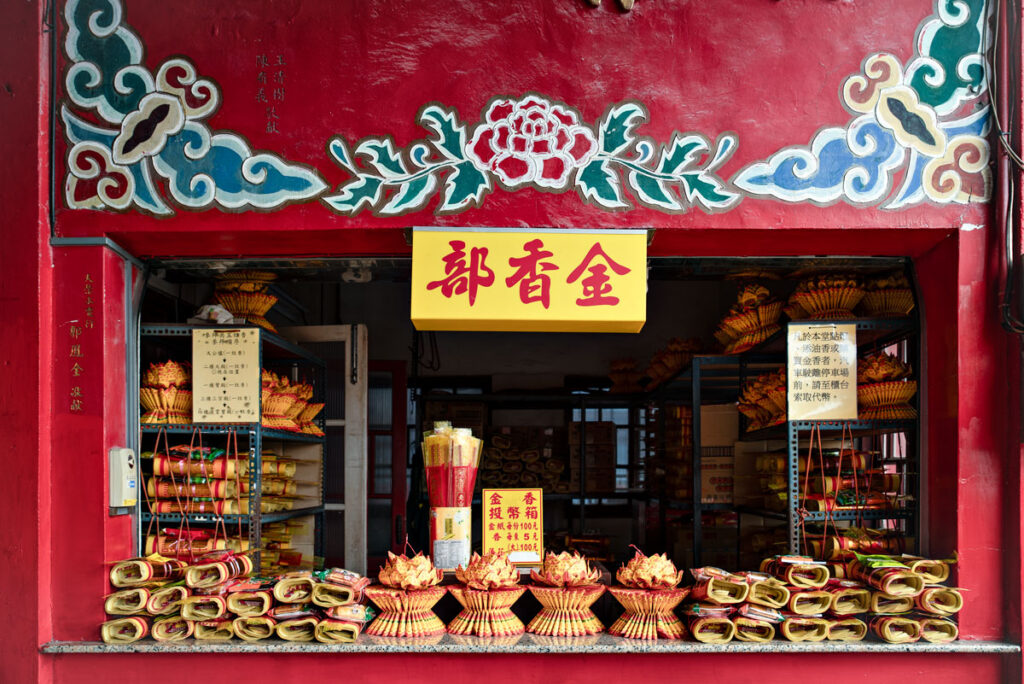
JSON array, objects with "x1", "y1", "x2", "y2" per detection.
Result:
[{"x1": 139, "y1": 325, "x2": 327, "y2": 569}]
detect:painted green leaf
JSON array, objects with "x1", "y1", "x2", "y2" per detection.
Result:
[
  {"x1": 322, "y1": 175, "x2": 384, "y2": 214},
  {"x1": 439, "y1": 161, "x2": 490, "y2": 213},
  {"x1": 327, "y1": 137, "x2": 357, "y2": 173},
  {"x1": 420, "y1": 105, "x2": 466, "y2": 161},
  {"x1": 577, "y1": 159, "x2": 629, "y2": 210},
  {"x1": 380, "y1": 174, "x2": 439, "y2": 216},
  {"x1": 906, "y1": 0, "x2": 987, "y2": 115},
  {"x1": 600, "y1": 102, "x2": 647, "y2": 156},
  {"x1": 658, "y1": 135, "x2": 705, "y2": 175},
  {"x1": 628, "y1": 171, "x2": 681, "y2": 211},
  {"x1": 354, "y1": 138, "x2": 407, "y2": 179},
  {"x1": 678, "y1": 172, "x2": 738, "y2": 210}
]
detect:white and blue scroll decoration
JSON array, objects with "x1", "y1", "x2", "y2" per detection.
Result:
[
  {"x1": 732, "y1": 0, "x2": 992, "y2": 208},
  {"x1": 61, "y1": 0, "x2": 326, "y2": 216}
]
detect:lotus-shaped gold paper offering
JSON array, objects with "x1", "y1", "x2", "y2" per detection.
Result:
[
  {"x1": 448, "y1": 551, "x2": 526, "y2": 637},
  {"x1": 526, "y1": 551, "x2": 605, "y2": 637},
  {"x1": 608, "y1": 549, "x2": 689, "y2": 640},
  {"x1": 364, "y1": 551, "x2": 447, "y2": 638}
]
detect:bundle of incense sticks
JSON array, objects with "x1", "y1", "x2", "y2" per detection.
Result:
[{"x1": 422, "y1": 422, "x2": 482, "y2": 507}]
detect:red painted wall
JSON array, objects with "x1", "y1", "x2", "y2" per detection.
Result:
[{"x1": 0, "y1": 0, "x2": 1021, "y2": 681}]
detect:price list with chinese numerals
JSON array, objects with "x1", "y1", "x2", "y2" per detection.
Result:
[
  {"x1": 786, "y1": 323, "x2": 858, "y2": 421},
  {"x1": 482, "y1": 488, "x2": 544, "y2": 566},
  {"x1": 192, "y1": 328, "x2": 260, "y2": 423}
]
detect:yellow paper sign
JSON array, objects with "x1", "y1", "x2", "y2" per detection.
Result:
[
  {"x1": 411, "y1": 227, "x2": 647, "y2": 332},
  {"x1": 192, "y1": 328, "x2": 260, "y2": 423},
  {"x1": 482, "y1": 488, "x2": 543, "y2": 565},
  {"x1": 787, "y1": 323, "x2": 858, "y2": 421}
]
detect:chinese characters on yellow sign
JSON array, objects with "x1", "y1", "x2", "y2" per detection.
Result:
[
  {"x1": 787, "y1": 323, "x2": 858, "y2": 421},
  {"x1": 482, "y1": 488, "x2": 543, "y2": 565},
  {"x1": 193, "y1": 328, "x2": 260, "y2": 423},
  {"x1": 411, "y1": 228, "x2": 647, "y2": 332}
]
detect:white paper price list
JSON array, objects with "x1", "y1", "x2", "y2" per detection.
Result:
[{"x1": 192, "y1": 328, "x2": 260, "y2": 423}]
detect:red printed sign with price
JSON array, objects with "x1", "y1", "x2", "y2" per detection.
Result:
[{"x1": 481, "y1": 488, "x2": 544, "y2": 566}]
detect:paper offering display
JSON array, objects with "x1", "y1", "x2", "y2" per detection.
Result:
[
  {"x1": 787, "y1": 323, "x2": 857, "y2": 421},
  {"x1": 192, "y1": 328, "x2": 260, "y2": 423}
]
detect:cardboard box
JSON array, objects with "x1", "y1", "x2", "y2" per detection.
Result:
[
  {"x1": 700, "y1": 405, "x2": 739, "y2": 447},
  {"x1": 569, "y1": 421, "x2": 617, "y2": 445},
  {"x1": 568, "y1": 443, "x2": 616, "y2": 468},
  {"x1": 569, "y1": 467, "x2": 617, "y2": 492},
  {"x1": 700, "y1": 455, "x2": 734, "y2": 504}
]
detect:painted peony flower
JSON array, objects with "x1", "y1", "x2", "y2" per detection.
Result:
[{"x1": 467, "y1": 95, "x2": 598, "y2": 190}]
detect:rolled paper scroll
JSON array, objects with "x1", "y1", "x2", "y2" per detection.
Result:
[
  {"x1": 146, "y1": 477, "x2": 238, "y2": 499},
  {"x1": 104, "y1": 588, "x2": 151, "y2": 615},
  {"x1": 847, "y1": 556, "x2": 924, "y2": 597},
  {"x1": 746, "y1": 579, "x2": 790, "y2": 609},
  {"x1": 787, "y1": 590, "x2": 833, "y2": 616},
  {"x1": 919, "y1": 617, "x2": 959, "y2": 643},
  {"x1": 110, "y1": 555, "x2": 186, "y2": 587},
  {"x1": 689, "y1": 577, "x2": 750, "y2": 605},
  {"x1": 870, "y1": 592, "x2": 914, "y2": 614},
  {"x1": 870, "y1": 615, "x2": 921, "y2": 643},
  {"x1": 233, "y1": 616, "x2": 277, "y2": 642},
  {"x1": 760, "y1": 557, "x2": 829, "y2": 589},
  {"x1": 315, "y1": 619, "x2": 362, "y2": 643},
  {"x1": 737, "y1": 603, "x2": 784, "y2": 624},
  {"x1": 195, "y1": 619, "x2": 234, "y2": 641},
  {"x1": 827, "y1": 618, "x2": 867, "y2": 641},
  {"x1": 184, "y1": 553, "x2": 253, "y2": 589},
  {"x1": 689, "y1": 616, "x2": 736, "y2": 643},
  {"x1": 827, "y1": 584, "x2": 871, "y2": 616},
  {"x1": 273, "y1": 572, "x2": 316, "y2": 603},
  {"x1": 181, "y1": 595, "x2": 228, "y2": 621},
  {"x1": 733, "y1": 616, "x2": 775, "y2": 642},
  {"x1": 154, "y1": 454, "x2": 246, "y2": 479},
  {"x1": 276, "y1": 617, "x2": 319, "y2": 641},
  {"x1": 146, "y1": 585, "x2": 189, "y2": 615},
  {"x1": 226, "y1": 590, "x2": 273, "y2": 617},
  {"x1": 101, "y1": 617, "x2": 150, "y2": 644},
  {"x1": 780, "y1": 617, "x2": 830, "y2": 642},
  {"x1": 899, "y1": 554, "x2": 952, "y2": 584},
  {"x1": 311, "y1": 582, "x2": 356, "y2": 608},
  {"x1": 152, "y1": 616, "x2": 194, "y2": 642},
  {"x1": 915, "y1": 587, "x2": 963, "y2": 616}
]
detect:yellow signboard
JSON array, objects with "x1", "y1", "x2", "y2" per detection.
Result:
[
  {"x1": 482, "y1": 488, "x2": 543, "y2": 565},
  {"x1": 787, "y1": 323, "x2": 858, "y2": 421},
  {"x1": 192, "y1": 328, "x2": 260, "y2": 423},
  {"x1": 411, "y1": 228, "x2": 647, "y2": 332}
]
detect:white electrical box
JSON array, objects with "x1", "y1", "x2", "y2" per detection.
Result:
[{"x1": 109, "y1": 447, "x2": 138, "y2": 509}]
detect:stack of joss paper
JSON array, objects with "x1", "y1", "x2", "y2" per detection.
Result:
[
  {"x1": 422, "y1": 422, "x2": 483, "y2": 508},
  {"x1": 607, "y1": 549, "x2": 688, "y2": 640},
  {"x1": 713, "y1": 283, "x2": 783, "y2": 354},
  {"x1": 140, "y1": 361, "x2": 192, "y2": 424},
  {"x1": 261, "y1": 370, "x2": 323, "y2": 435},
  {"x1": 364, "y1": 551, "x2": 447, "y2": 638},
  {"x1": 527, "y1": 551, "x2": 605, "y2": 637},
  {"x1": 447, "y1": 551, "x2": 527, "y2": 637},
  {"x1": 857, "y1": 351, "x2": 918, "y2": 420},
  {"x1": 212, "y1": 270, "x2": 278, "y2": 332},
  {"x1": 675, "y1": 553, "x2": 959, "y2": 644},
  {"x1": 101, "y1": 552, "x2": 375, "y2": 644}
]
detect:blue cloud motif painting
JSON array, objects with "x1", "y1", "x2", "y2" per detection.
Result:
[
  {"x1": 61, "y1": 0, "x2": 326, "y2": 216},
  {"x1": 732, "y1": 0, "x2": 992, "y2": 209},
  {"x1": 733, "y1": 117, "x2": 905, "y2": 206}
]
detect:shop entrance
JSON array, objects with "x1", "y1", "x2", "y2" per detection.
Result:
[{"x1": 136, "y1": 256, "x2": 921, "y2": 575}]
